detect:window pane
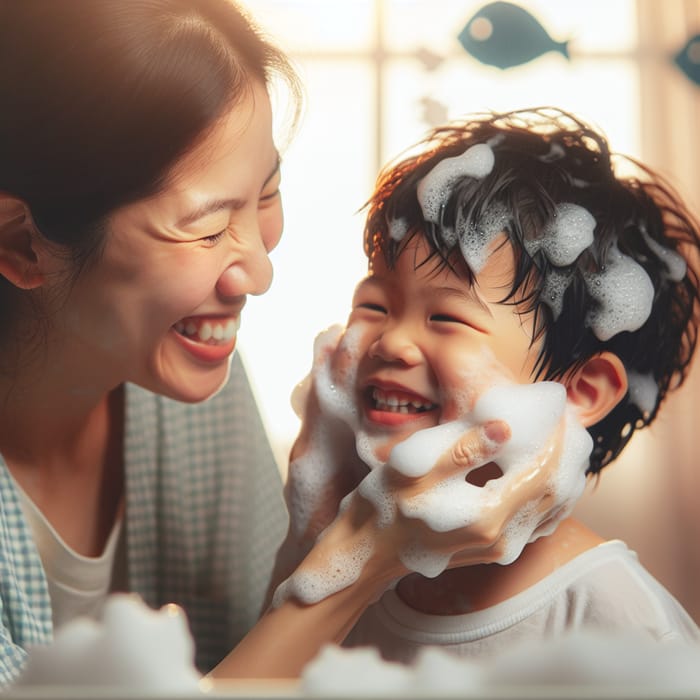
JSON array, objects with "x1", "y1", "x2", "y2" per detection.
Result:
[
  {"x1": 240, "y1": 60, "x2": 375, "y2": 456},
  {"x1": 242, "y1": 0, "x2": 376, "y2": 51},
  {"x1": 383, "y1": 0, "x2": 637, "y2": 53},
  {"x1": 382, "y1": 58, "x2": 641, "y2": 160}
]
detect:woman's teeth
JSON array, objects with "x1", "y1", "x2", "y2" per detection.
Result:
[
  {"x1": 371, "y1": 388, "x2": 437, "y2": 414},
  {"x1": 174, "y1": 318, "x2": 239, "y2": 345}
]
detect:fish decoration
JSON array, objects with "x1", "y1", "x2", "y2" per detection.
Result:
[
  {"x1": 415, "y1": 46, "x2": 445, "y2": 72},
  {"x1": 458, "y1": 1, "x2": 569, "y2": 70},
  {"x1": 674, "y1": 34, "x2": 700, "y2": 87}
]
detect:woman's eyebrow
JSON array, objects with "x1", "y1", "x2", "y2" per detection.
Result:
[{"x1": 176, "y1": 154, "x2": 281, "y2": 228}]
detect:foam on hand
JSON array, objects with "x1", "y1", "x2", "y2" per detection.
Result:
[
  {"x1": 389, "y1": 382, "x2": 591, "y2": 572},
  {"x1": 13, "y1": 594, "x2": 203, "y2": 693},
  {"x1": 277, "y1": 323, "x2": 593, "y2": 602}
]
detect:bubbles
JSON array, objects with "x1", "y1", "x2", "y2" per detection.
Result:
[
  {"x1": 302, "y1": 632, "x2": 700, "y2": 696},
  {"x1": 280, "y1": 326, "x2": 593, "y2": 596},
  {"x1": 273, "y1": 536, "x2": 374, "y2": 607},
  {"x1": 417, "y1": 144, "x2": 495, "y2": 223},
  {"x1": 584, "y1": 245, "x2": 654, "y2": 341},
  {"x1": 456, "y1": 202, "x2": 509, "y2": 273},
  {"x1": 526, "y1": 203, "x2": 595, "y2": 266},
  {"x1": 641, "y1": 228, "x2": 687, "y2": 282},
  {"x1": 388, "y1": 419, "x2": 473, "y2": 479},
  {"x1": 626, "y1": 370, "x2": 658, "y2": 415},
  {"x1": 540, "y1": 267, "x2": 573, "y2": 319},
  {"x1": 396, "y1": 382, "x2": 591, "y2": 569},
  {"x1": 14, "y1": 595, "x2": 202, "y2": 692},
  {"x1": 389, "y1": 217, "x2": 410, "y2": 242}
]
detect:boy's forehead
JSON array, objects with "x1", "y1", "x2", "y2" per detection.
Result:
[{"x1": 367, "y1": 233, "x2": 518, "y2": 302}]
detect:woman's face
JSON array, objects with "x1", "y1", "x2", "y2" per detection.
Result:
[{"x1": 55, "y1": 81, "x2": 282, "y2": 402}]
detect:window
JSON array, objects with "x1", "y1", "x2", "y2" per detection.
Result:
[{"x1": 238, "y1": 0, "x2": 641, "y2": 465}]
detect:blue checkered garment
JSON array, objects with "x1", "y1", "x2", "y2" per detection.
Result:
[{"x1": 0, "y1": 354, "x2": 288, "y2": 686}]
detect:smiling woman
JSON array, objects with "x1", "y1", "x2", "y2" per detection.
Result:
[{"x1": 0, "y1": 0, "x2": 569, "y2": 689}]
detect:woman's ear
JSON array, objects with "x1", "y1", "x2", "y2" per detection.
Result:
[
  {"x1": 564, "y1": 352, "x2": 628, "y2": 427},
  {"x1": 0, "y1": 193, "x2": 45, "y2": 289}
]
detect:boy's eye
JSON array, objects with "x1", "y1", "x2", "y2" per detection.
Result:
[{"x1": 430, "y1": 313, "x2": 463, "y2": 323}]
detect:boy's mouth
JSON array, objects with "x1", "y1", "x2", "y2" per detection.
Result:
[{"x1": 366, "y1": 385, "x2": 439, "y2": 419}]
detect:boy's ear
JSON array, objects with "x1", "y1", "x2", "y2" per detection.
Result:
[
  {"x1": 0, "y1": 193, "x2": 46, "y2": 289},
  {"x1": 564, "y1": 352, "x2": 628, "y2": 427}
]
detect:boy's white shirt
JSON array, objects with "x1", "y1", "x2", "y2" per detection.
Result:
[{"x1": 344, "y1": 540, "x2": 700, "y2": 662}]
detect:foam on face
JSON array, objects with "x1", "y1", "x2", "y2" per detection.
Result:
[
  {"x1": 416, "y1": 143, "x2": 494, "y2": 223},
  {"x1": 390, "y1": 383, "x2": 591, "y2": 573},
  {"x1": 276, "y1": 327, "x2": 593, "y2": 603}
]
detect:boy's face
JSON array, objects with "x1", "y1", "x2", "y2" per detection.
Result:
[{"x1": 337, "y1": 234, "x2": 542, "y2": 463}]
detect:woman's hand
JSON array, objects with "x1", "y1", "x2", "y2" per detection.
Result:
[{"x1": 270, "y1": 325, "x2": 583, "y2": 607}]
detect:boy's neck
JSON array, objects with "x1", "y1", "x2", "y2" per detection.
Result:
[{"x1": 395, "y1": 517, "x2": 605, "y2": 615}]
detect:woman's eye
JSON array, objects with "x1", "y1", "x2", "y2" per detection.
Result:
[
  {"x1": 201, "y1": 229, "x2": 226, "y2": 245},
  {"x1": 259, "y1": 189, "x2": 280, "y2": 206},
  {"x1": 358, "y1": 302, "x2": 387, "y2": 314}
]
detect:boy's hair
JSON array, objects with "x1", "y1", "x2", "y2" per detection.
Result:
[{"x1": 363, "y1": 107, "x2": 700, "y2": 474}]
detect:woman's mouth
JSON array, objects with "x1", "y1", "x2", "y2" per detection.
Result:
[
  {"x1": 173, "y1": 316, "x2": 240, "y2": 345},
  {"x1": 171, "y1": 315, "x2": 240, "y2": 363}
]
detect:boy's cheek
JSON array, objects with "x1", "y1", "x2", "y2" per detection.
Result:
[{"x1": 442, "y1": 355, "x2": 527, "y2": 421}]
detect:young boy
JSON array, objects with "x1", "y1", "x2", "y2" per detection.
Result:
[{"x1": 273, "y1": 107, "x2": 700, "y2": 663}]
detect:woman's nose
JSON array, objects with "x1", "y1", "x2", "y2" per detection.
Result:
[
  {"x1": 216, "y1": 234, "x2": 274, "y2": 299},
  {"x1": 368, "y1": 324, "x2": 422, "y2": 366}
]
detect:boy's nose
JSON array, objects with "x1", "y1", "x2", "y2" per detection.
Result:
[{"x1": 368, "y1": 326, "x2": 422, "y2": 366}]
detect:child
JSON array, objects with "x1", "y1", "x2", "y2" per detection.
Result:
[{"x1": 272, "y1": 107, "x2": 700, "y2": 663}]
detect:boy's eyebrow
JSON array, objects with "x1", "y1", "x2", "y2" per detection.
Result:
[
  {"x1": 176, "y1": 154, "x2": 281, "y2": 227},
  {"x1": 433, "y1": 284, "x2": 494, "y2": 316}
]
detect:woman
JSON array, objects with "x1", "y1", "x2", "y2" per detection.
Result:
[{"x1": 0, "y1": 0, "x2": 558, "y2": 685}]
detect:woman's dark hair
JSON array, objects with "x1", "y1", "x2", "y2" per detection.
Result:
[
  {"x1": 0, "y1": 0, "x2": 301, "y2": 259},
  {"x1": 364, "y1": 107, "x2": 700, "y2": 474}
]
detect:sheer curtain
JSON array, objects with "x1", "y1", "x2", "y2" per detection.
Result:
[{"x1": 574, "y1": 0, "x2": 700, "y2": 624}]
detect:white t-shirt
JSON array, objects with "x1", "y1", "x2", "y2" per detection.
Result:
[
  {"x1": 15, "y1": 486, "x2": 124, "y2": 631},
  {"x1": 344, "y1": 540, "x2": 700, "y2": 664}
]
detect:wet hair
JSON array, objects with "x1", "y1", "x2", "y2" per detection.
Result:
[
  {"x1": 0, "y1": 0, "x2": 301, "y2": 268},
  {"x1": 364, "y1": 107, "x2": 700, "y2": 474}
]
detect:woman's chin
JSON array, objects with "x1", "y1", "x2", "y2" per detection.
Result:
[{"x1": 147, "y1": 362, "x2": 233, "y2": 404}]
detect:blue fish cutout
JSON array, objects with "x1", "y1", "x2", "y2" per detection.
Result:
[
  {"x1": 674, "y1": 34, "x2": 700, "y2": 87},
  {"x1": 458, "y1": 1, "x2": 569, "y2": 70}
]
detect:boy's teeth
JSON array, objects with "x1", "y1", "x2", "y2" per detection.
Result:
[{"x1": 371, "y1": 388, "x2": 436, "y2": 413}]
